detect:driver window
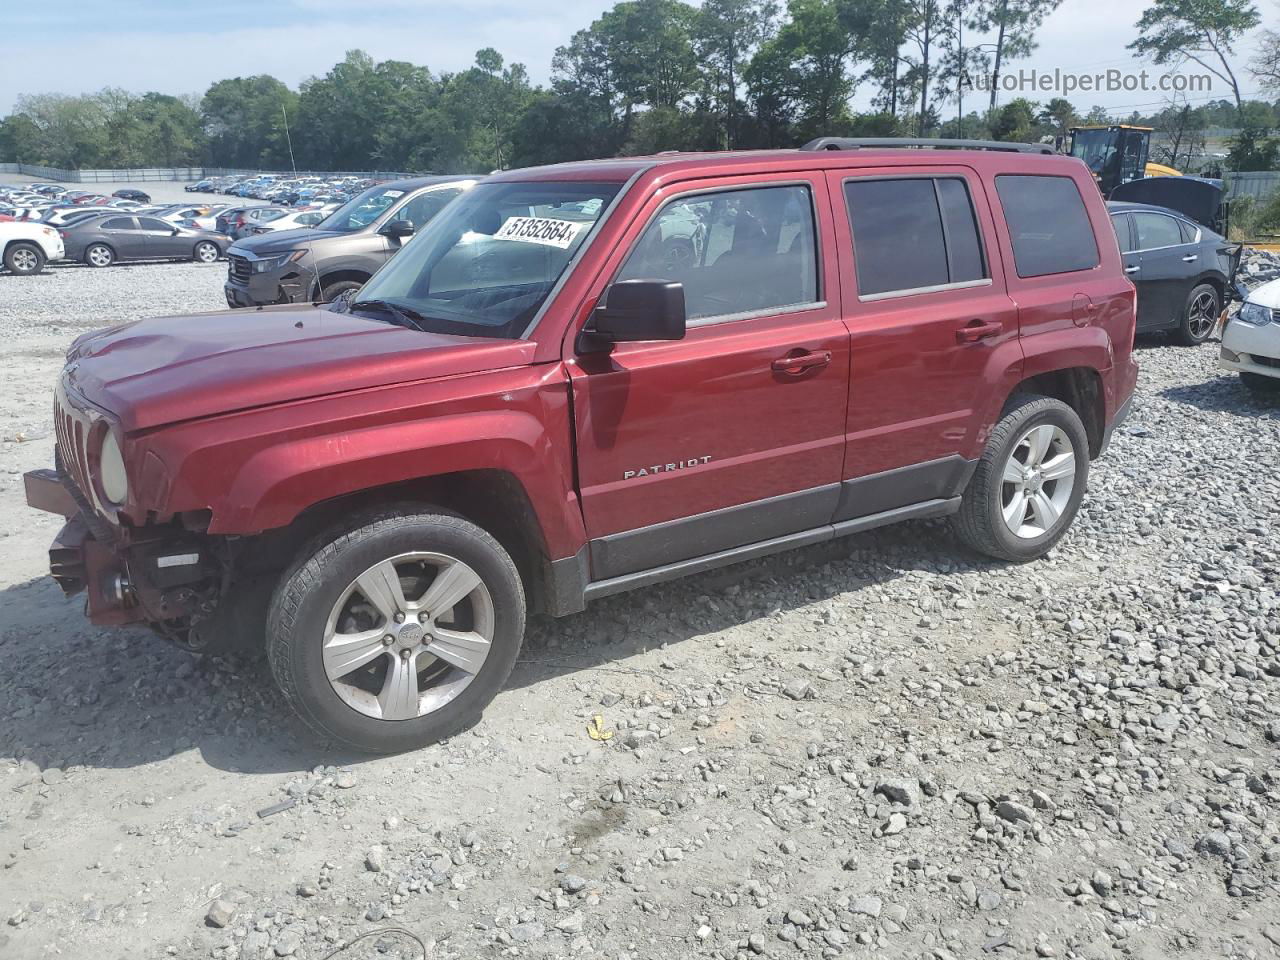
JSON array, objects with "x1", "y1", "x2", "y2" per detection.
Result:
[
  {"x1": 615, "y1": 184, "x2": 818, "y2": 323},
  {"x1": 397, "y1": 188, "x2": 462, "y2": 229}
]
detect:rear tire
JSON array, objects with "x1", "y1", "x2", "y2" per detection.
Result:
[
  {"x1": 1241, "y1": 371, "x2": 1280, "y2": 394},
  {"x1": 85, "y1": 243, "x2": 114, "y2": 268},
  {"x1": 952, "y1": 395, "x2": 1090, "y2": 562},
  {"x1": 319, "y1": 278, "x2": 364, "y2": 303},
  {"x1": 4, "y1": 241, "x2": 45, "y2": 276},
  {"x1": 1173, "y1": 283, "x2": 1219, "y2": 346},
  {"x1": 266, "y1": 507, "x2": 526, "y2": 754}
]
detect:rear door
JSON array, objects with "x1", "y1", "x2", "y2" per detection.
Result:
[
  {"x1": 826, "y1": 166, "x2": 1021, "y2": 519},
  {"x1": 98, "y1": 216, "x2": 146, "y2": 258},
  {"x1": 569, "y1": 175, "x2": 851, "y2": 580},
  {"x1": 1132, "y1": 211, "x2": 1194, "y2": 328}
]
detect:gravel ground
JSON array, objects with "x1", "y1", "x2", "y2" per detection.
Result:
[{"x1": 0, "y1": 245, "x2": 1278, "y2": 960}]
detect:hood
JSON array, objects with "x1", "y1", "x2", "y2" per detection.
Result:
[
  {"x1": 65, "y1": 305, "x2": 537, "y2": 432},
  {"x1": 229, "y1": 227, "x2": 347, "y2": 255},
  {"x1": 1246, "y1": 276, "x2": 1280, "y2": 309}
]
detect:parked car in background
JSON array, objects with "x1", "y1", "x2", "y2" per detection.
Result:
[
  {"x1": 186, "y1": 179, "x2": 215, "y2": 192},
  {"x1": 60, "y1": 214, "x2": 229, "y2": 267},
  {"x1": 1, "y1": 220, "x2": 64, "y2": 275},
  {"x1": 1108, "y1": 201, "x2": 1242, "y2": 345},
  {"x1": 113, "y1": 189, "x2": 151, "y2": 203},
  {"x1": 240, "y1": 208, "x2": 330, "y2": 235},
  {"x1": 42, "y1": 207, "x2": 117, "y2": 228},
  {"x1": 1221, "y1": 277, "x2": 1280, "y2": 394},
  {"x1": 225, "y1": 175, "x2": 477, "y2": 305},
  {"x1": 227, "y1": 206, "x2": 288, "y2": 239}
]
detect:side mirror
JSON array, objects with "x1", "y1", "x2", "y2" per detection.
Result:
[
  {"x1": 381, "y1": 218, "x2": 414, "y2": 239},
  {"x1": 582, "y1": 279, "x2": 686, "y2": 351}
]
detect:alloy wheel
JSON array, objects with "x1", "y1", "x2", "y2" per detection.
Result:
[
  {"x1": 87, "y1": 246, "x2": 112, "y2": 267},
  {"x1": 1187, "y1": 290, "x2": 1217, "y2": 341},
  {"x1": 11, "y1": 248, "x2": 38, "y2": 272},
  {"x1": 322, "y1": 552, "x2": 495, "y2": 721},
  {"x1": 196, "y1": 242, "x2": 219, "y2": 263},
  {"x1": 999, "y1": 423, "x2": 1077, "y2": 539}
]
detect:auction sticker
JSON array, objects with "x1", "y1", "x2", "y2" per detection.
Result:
[{"x1": 494, "y1": 216, "x2": 583, "y2": 249}]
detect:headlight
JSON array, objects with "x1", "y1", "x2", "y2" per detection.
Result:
[
  {"x1": 252, "y1": 250, "x2": 306, "y2": 272},
  {"x1": 1236, "y1": 301, "x2": 1274, "y2": 326},
  {"x1": 99, "y1": 430, "x2": 128, "y2": 504}
]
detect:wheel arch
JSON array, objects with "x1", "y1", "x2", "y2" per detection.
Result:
[
  {"x1": 1007, "y1": 366, "x2": 1106, "y2": 458},
  {"x1": 310, "y1": 268, "x2": 371, "y2": 299},
  {"x1": 84, "y1": 240, "x2": 116, "y2": 261}
]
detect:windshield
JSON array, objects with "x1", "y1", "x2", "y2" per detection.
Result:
[
  {"x1": 348, "y1": 180, "x2": 621, "y2": 339},
  {"x1": 319, "y1": 184, "x2": 413, "y2": 233}
]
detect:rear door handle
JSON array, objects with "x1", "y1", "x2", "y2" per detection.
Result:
[
  {"x1": 1124, "y1": 265, "x2": 1140, "y2": 274},
  {"x1": 1181, "y1": 254, "x2": 1198, "y2": 262},
  {"x1": 956, "y1": 319, "x2": 1002, "y2": 343},
  {"x1": 771, "y1": 350, "x2": 832, "y2": 375}
]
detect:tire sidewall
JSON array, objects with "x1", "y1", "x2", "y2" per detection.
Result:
[
  {"x1": 320, "y1": 280, "x2": 363, "y2": 302},
  {"x1": 5, "y1": 242, "x2": 44, "y2": 275},
  {"x1": 980, "y1": 402, "x2": 1090, "y2": 560},
  {"x1": 1180, "y1": 283, "x2": 1218, "y2": 344},
  {"x1": 270, "y1": 515, "x2": 525, "y2": 753},
  {"x1": 86, "y1": 244, "x2": 114, "y2": 268}
]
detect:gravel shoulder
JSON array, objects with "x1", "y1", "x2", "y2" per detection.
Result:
[{"x1": 0, "y1": 246, "x2": 1277, "y2": 960}]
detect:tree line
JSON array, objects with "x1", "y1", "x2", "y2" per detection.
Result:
[{"x1": 1, "y1": 0, "x2": 1278, "y2": 174}]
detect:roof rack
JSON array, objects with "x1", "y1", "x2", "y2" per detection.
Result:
[{"x1": 800, "y1": 137, "x2": 1055, "y2": 155}]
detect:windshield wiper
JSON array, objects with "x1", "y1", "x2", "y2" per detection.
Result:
[{"x1": 348, "y1": 298, "x2": 427, "y2": 332}]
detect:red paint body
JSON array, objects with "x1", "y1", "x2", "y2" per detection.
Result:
[{"x1": 31, "y1": 147, "x2": 1137, "y2": 625}]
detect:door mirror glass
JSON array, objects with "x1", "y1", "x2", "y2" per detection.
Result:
[
  {"x1": 588, "y1": 279, "x2": 686, "y2": 346},
  {"x1": 381, "y1": 218, "x2": 414, "y2": 239}
]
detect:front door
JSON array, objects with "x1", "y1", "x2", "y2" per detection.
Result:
[
  {"x1": 137, "y1": 216, "x2": 182, "y2": 258},
  {"x1": 569, "y1": 177, "x2": 850, "y2": 581},
  {"x1": 827, "y1": 167, "x2": 1022, "y2": 518}
]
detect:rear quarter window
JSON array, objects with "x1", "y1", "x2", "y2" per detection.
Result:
[{"x1": 995, "y1": 174, "x2": 1099, "y2": 278}]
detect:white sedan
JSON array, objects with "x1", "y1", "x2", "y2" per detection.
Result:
[
  {"x1": 238, "y1": 208, "x2": 330, "y2": 235},
  {"x1": 1221, "y1": 277, "x2": 1280, "y2": 394}
]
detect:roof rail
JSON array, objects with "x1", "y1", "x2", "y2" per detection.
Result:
[{"x1": 800, "y1": 136, "x2": 1055, "y2": 155}]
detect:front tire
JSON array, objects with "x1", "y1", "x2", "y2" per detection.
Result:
[
  {"x1": 267, "y1": 508, "x2": 525, "y2": 753},
  {"x1": 85, "y1": 243, "x2": 114, "y2": 268},
  {"x1": 4, "y1": 242, "x2": 46, "y2": 275},
  {"x1": 1173, "y1": 283, "x2": 1219, "y2": 346},
  {"x1": 952, "y1": 395, "x2": 1090, "y2": 562},
  {"x1": 193, "y1": 241, "x2": 220, "y2": 263},
  {"x1": 319, "y1": 278, "x2": 364, "y2": 303}
]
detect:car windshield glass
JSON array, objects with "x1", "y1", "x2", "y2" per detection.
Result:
[
  {"x1": 348, "y1": 180, "x2": 621, "y2": 340},
  {"x1": 318, "y1": 185, "x2": 412, "y2": 233}
]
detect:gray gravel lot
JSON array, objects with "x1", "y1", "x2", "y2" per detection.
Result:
[{"x1": 0, "y1": 239, "x2": 1277, "y2": 960}]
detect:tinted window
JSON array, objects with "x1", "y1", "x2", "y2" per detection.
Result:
[
  {"x1": 1177, "y1": 219, "x2": 1199, "y2": 243},
  {"x1": 1133, "y1": 212, "x2": 1182, "y2": 250},
  {"x1": 995, "y1": 175, "x2": 1099, "y2": 277},
  {"x1": 397, "y1": 188, "x2": 463, "y2": 229},
  {"x1": 138, "y1": 217, "x2": 171, "y2": 231},
  {"x1": 101, "y1": 217, "x2": 135, "y2": 230},
  {"x1": 616, "y1": 184, "x2": 818, "y2": 321},
  {"x1": 936, "y1": 178, "x2": 986, "y2": 283},
  {"x1": 1111, "y1": 214, "x2": 1135, "y2": 253},
  {"x1": 846, "y1": 179, "x2": 947, "y2": 295},
  {"x1": 845, "y1": 177, "x2": 987, "y2": 297}
]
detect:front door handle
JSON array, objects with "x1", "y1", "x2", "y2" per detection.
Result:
[
  {"x1": 1124, "y1": 264, "x2": 1140, "y2": 274},
  {"x1": 1181, "y1": 254, "x2": 1198, "y2": 262},
  {"x1": 771, "y1": 350, "x2": 832, "y2": 375},
  {"x1": 956, "y1": 319, "x2": 1002, "y2": 343}
]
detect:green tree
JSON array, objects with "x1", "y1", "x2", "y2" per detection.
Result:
[
  {"x1": 201, "y1": 75, "x2": 297, "y2": 168},
  {"x1": 1254, "y1": 18, "x2": 1280, "y2": 96},
  {"x1": 694, "y1": 0, "x2": 778, "y2": 147},
  {"x1": 1037, "y1": 96, "x2": 1076, "y2": 144},
  {"x1": 1128, "y1": 0, "x2": 1260, "y2": 110},
  {"x1": 770, "y1": 0, "x2": 857, "y2": 141},
  {"x1": 991, "y1": 96, "x2": 1036, "y2": 140},
  {"x1": 1226, "y1": 125, "x2": 1280, "y2": 170},
  {"x1": 970, "y1": 0, "x2": 1063, "y2": 111}
]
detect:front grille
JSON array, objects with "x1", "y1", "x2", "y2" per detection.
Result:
[
  {"x1": 54, "y1": 388, "x2": 93, "y2": 511},
  {"x1": 228, "y1": 254, "x2": 250, "y2": 284}
]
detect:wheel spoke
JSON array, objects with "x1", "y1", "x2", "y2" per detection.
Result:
[
  {"x1": 1039, "y1": 450, "x2": 1076, "y2": 482},
  {"x1": 1002, "y1": 490, "x2": 1028, "y2": 529},
  {"x1": 1025, "y1": 425, "x2": 1055, "y2": 466},
  {"x1": 323, "y1": 628, "x2": 387, "y2": 679},
  {"x1": 1028, "y1": 491, "x2": 1061, "y2": 530},
  {"x1": 356, "y1": 561, "x2": 407, "y2": 623},
  {"x1": 1002, "y1": 457, "x2": 1026, "y2": 485},
  {"x1": 377, "y1": 654, "x2": 420, "y2": 720},
  {"x1": 418, "y1": 560, "x2": 481, "y2": 617},
  {"x1": 425, "y1": 628, "x2": 490, "y2": 674}
]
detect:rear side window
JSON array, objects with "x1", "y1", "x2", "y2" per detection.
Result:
[
  {"x1": 101, "y1": 217, "x2": 135, "y2": 230},
  {"x1": 995, "y1": 175, "x2": 1099, "y2": 277},
  {"x1": 1177, "y1": 219, "x2": 1199, "y2": 243},
  {"x1": 1133, "y1": 212, "x2": 1182, "y2": 250},
  {"x1": 844, "y1": 177, "x2": 987, "y2": 298},
  {"x1": 1111, "y1": 214, "x2": 1134, "y2": 253}
]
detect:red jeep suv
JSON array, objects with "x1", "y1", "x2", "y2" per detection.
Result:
[{"x1": 27, "y1": 138, "x2": 1137, "y2": 753}]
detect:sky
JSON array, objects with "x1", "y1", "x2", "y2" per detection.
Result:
[{"x1": 0, "y1": 0, "x2": 1272, "y2": 116}]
